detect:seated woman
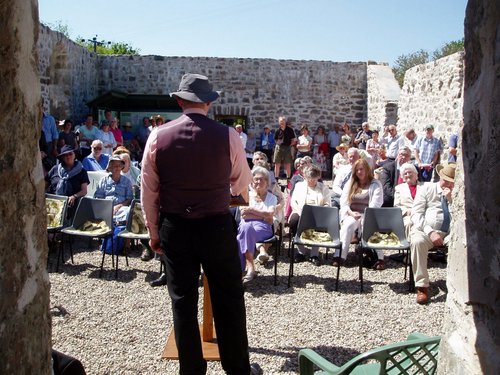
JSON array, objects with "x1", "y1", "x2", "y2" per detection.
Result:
[
  {"x1": 94, "y1": 156, "x2": 133, "y2": 219},
  {"x1": 289, "y1": 164, "x2": 331, "y2": 266},
  {"x1": 113, "y1": 146, "x2": 141, "y2": 191},
  {"x1": 394, "y1": 163, "x2": 423, "y2": 239},
  {"x1": 332, "y1": 143, "x2": 349, "y2": 177},
  {"x1": 237, "y1": 166, "x2": 277, "y2": 283},
  {"x1": 46, "y1": 145, "x2": 89, "y2": 219},
  {"x1": 336, "y1": 158, "x2": 384, "y2": 268}
]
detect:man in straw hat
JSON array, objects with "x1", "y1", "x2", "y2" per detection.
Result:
[
  {"x1": 410, "y1": 163, "x2": 456, "y2": 304},
  {"x1": 141, "y1": 74, "x2": 256, "y2": 374}
]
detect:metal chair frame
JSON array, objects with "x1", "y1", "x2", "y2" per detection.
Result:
[
  {"x1": 60, "y1": 197, "x2": 120, "y2": 278},
  {"x1": 288, "y1": 205, "x2": 342, "y2": 289},
  {"x1": 357, "y1": 207, "x2": 414, "y2": 292}
]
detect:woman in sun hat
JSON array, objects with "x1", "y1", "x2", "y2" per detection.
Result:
[
  {"x1": 45, "y1": 145, "x2": 90, "y2": 218},
  {"x1": 332, "y1": 143, "x2": 350, "y2": 177}
]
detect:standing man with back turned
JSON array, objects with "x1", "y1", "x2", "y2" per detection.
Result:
[{"x1": 141, "y1": 74, "x2": 254, "y2": 375}]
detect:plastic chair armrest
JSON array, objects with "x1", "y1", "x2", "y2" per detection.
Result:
[{"x1": 299, "y1": 349, "x2": 340, "y2": 374}]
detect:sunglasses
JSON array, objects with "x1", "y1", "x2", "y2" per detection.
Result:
[{"x1": 92, "y1": 147, "x2": 102, "y2": 150}]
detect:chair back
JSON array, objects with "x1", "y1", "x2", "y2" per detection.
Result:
[
  {"x1": 344, "y1": 335, "x2": 441, "y2": 374},
  {"x1": 295, "y1": 205, "x2": 340, "y2": 246},
  {"x1": 86, "y1": 171, "x2": 108, "y2": 197},
  {"x1": 127, "y1": 200, "x2": 148, "y2": 233},
  {"x1": 46, "y1": 194, "x2": 69, "y2": 230},
  {"x1": 299, "y1": 333, "x2": 441, "y2": 375},
  {"x1": 70, "y1": 197, "x2": 114, "y2": 231},
  {"x1": 361, "y1": 207, "x2": 408, "y2": 246}
]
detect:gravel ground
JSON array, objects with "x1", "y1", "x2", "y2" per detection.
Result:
[{"x1": 49, "y1": 232, "x2": 447, "y2": 375}]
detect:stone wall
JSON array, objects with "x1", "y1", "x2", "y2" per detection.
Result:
[
  {"x1": 0, "y1": 0, "x2": 51, "y2": 373},
  {"x1": 367, "y1": 62, "x2": 400, "y2": 128},
  {"x1": 98, "y1": 55, "x2": 369, "y2": 131},
  {"x1": 38, "y1": 24, "x2": 98, "y2": 122},
  {"x1": 397, "y1": 52, "x2": 464, "y2": 159},
  {"x1": 438, "y1": 0, "x2": 500, "y2": 373}
]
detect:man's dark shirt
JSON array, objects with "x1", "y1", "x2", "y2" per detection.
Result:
[{"x1": 274, "y1": 126, "x2": 295, "y2": 146}]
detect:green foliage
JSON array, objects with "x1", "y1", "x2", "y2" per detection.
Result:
[
  {"x1": 432, "y1": 38, "x2": 464, "y2": 60},
  {"x1": 392, "y1": 49, "x2": 430, "y2": 87},
  {"x1": 43, "y1": 20, "x2": 71, "y2": 38},
  {"x1": 42, "y1": 19, "x2": 140, "y2": 55},
  {"x1": 77, "y1": 37, "x2": 140, "y2": 55},
  {"x1": 392, "y1": 39, "x2": 464, "y2": 87}
]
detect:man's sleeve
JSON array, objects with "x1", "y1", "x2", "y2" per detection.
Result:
[
  {"x1": 229, "y1": 128, "x2": 252, "y2": 196},
  {"x1": 141, "y1": 131, "x2": 161, "y2": 241},
  {"x1": 379, "y1": 162, "x2": 395, "y2": 207}
]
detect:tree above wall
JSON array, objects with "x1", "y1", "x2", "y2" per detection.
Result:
[
  {"x1": 42, "y1": 20, "x2": 140, "y2": 55},
  {"x1": 392, "y1": 39, "x2": 464, "y2": 87}
]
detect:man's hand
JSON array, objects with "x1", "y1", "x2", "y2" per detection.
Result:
[
  {"x1": 429, "y1": 231, "x2": 444, "y2": 246},
  {"x1": 442, "y1": 187, "x2": 452, "y2": 201},
  {"x1": 149, "y1": 238, "x2": 163, "y2": 254}
]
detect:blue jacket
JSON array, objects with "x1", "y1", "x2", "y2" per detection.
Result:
[{"x1": 259, "y1": 131, "x2": 275, "y2": 150}]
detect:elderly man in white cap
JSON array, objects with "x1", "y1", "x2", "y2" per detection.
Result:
[
  {"x1": 141, "y1": 73, "x2": 257, "y2": 374},
  {"x1": 410, "y1": 163, "x2": 456, "y2": 304}
]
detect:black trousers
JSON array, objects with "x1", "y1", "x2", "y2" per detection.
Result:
[{"x1": 160, "y1": 212, "x2": 250, "y2": 375}]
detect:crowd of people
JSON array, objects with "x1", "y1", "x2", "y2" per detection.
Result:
[
  {"x1": 236, "y1": 117, "x2": 458, "y2": 307},
  {"x1": 42, "y1": 109, "x2": 168, "y2": 285},
  {"x1": 42, "y1": 73, "x2": 460, "y2": 374}
]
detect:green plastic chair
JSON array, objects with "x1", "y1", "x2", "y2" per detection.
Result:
[{"x1": 298, "y1": 332, "x2": 441, "y2": 375}]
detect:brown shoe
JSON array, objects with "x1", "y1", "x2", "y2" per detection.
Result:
[
  {"x1": 416, "y1": 287, "x2": 429, "y2": 304},
  {"x1": 332, "y1": 257, "x2": 345, "y2": 267},
  {"x1": 373, "y1": 260, "x2": 386, "y2": 270}
]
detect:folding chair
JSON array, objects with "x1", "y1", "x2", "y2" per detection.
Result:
[
  {"x1": 358, "y1": 207, "x2": 413, "y2": 292},
  {"x1": 118, "y1": 199, "x2": 149, "y2": 266},
  {"x1": 257, "y1": 222, "x2": 282, "y2": 286},
  {"x1": 46, "y1": 194, "x2": 69, "y2": 268},
  {"x1": 288, "y1": 205, "x2": 342, "y2": 289},
  {"x1": 60, "y1": 197, "x2": 119, "y2": 278},
  {"x1": 86, "y1": 170, "x2": 108, "y2": 197}
]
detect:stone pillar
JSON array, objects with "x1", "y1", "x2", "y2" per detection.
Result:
[
  {"x1": 0, "y1": 1, "x2": 52, "y2": 374},
  {"x1": 438, "y1": 0, "x2": 500, "y2": 374}
]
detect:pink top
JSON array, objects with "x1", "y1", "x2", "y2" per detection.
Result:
[
  {"x1": 110, "y1": 128, "x2": 123, "y2": 144},
  {"x1": 141, "y1": 108, "x2": 252, "y2": 241}
]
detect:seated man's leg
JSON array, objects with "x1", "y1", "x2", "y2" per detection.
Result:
[{"x1": 410, "y1": 227, "x2": 434, "y2": 288}]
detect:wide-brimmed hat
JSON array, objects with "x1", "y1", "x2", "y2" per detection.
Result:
[
  {"x1": 57, "y1": 145, "x2": 75, "y2": 158},
  {"x1": 106, "y1": 155, "x2": 125, "y2": 172},
  {"x1": 336, "y1": 143, "x2": 349, "y2": 152},
  {"x1": 154, "y1": 115, "x2": 165, "y2": 124},
  {"x1": 170, "y1": 73, "x2": 220, "y2": 103},
  {"x1": 436, "y1": 163, "x2": 456, "y2": 182}
]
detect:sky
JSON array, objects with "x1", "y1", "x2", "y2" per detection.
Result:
[{"x1": 39, "y1": 0, "x2": 467, "y2": 66}]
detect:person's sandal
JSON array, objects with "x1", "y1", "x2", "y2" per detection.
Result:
[
  {"x1": 373, "y1": 260, "x2": 386, "y2": 270},
  {"x1": 242, "y1": 270, "x2": 257, "y2": 284}
]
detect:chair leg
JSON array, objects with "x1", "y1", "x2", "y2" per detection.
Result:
[
  {"x1": 99, "y1": 239, "x2": 106, "y2": 278},
  {"x1": 358, "y1": 246, "x2": 364, "y2": 293},
  {"x1": 114, "y1": 237, "x2": 118, "y2": 279},
  {"x1": 124, "y1": 239, "x2": 129, "y2": 267},
  {"x1": 68, "y1": 236, "x2": 74, "y2": 264},
  {"x1": 335, "y1": 252, "x2": 341, "y2": 292},
  {"x1": 288, "y1": 242, "x2": 295, "y2": 288},
  {"x1": 273, "y1": 239, "x2": 280, "y2": 286},
  {"x1": 408, "y1": 250, "x2": 415, "y2": 292},
  {"x1": 56, "y1": 233, "x2": 64, "y2": 272}
]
